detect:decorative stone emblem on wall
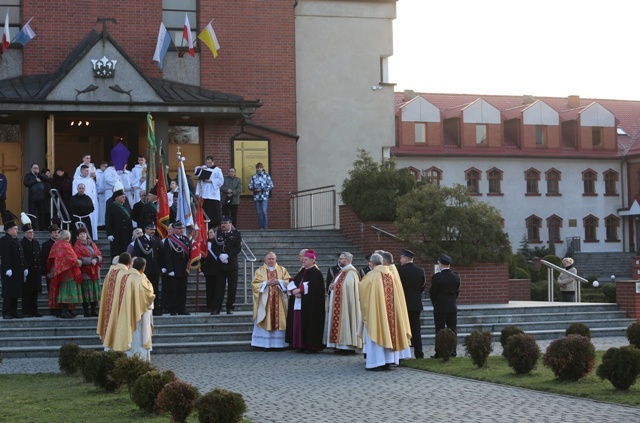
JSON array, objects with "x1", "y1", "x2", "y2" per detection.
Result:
[{"x1": 91, "y1": 56, "x2": 118, "y2": 78}]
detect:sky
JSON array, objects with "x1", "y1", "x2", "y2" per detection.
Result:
[{"x1": 390, "y1": 1, "x2": 640, "y2": 101}]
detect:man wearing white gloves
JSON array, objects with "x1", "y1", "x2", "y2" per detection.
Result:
[
  {"x1": 210, "y1": 216, "x2": 242, "y2": 314},
  {"x1": 0, "y1": 220, "x2": 26, "y2": 319},
  {"x1": 161, "y1": 221, "x2": 191, "y2": 315},
  {"x1": 105, "y1": 182, "x2": 134, "y2": 260}
]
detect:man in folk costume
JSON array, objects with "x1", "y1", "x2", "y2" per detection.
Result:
[
  {"x1": 97, "y1": 254, "x2": 155, "y2": 360},
  {"x1": 105, "y1": 180, "x2": 134, "y2": 259},
  {"x1": 132, "y1": 222, "x2": 163, "y2": 316},
  {"x1": 326, "y1": 252, "x2": 362, "y2": 355},
  {"x1": 41, "y1": 224, "x2": 60, "y2": 316},
  {"x1": 359, "y1": 253, "x2": 412, "y2": 371},
  {"x1": 251, "y1": 252, "x2": 291, "y2": 349},
  {"x1": 20, "y1": 222, "x2": 43, "y2": 317},
  {"x1": 161, "y1": 221, "x2": 191, "y2": 315},
  {"x1": 72, "y1": 165, "x2": 99, "y2": 240},
  {"x1": 1, "y1": 220, "x2": 26, "y2": 319}
]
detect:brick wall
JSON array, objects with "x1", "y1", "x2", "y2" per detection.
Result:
[
  {"x1": 509, "y1": 279, "x2": 531, "y2": 301},
  {"x1": 616, "y1": 280, "x2": 640, "y2": 320},
  {"x1": 340, "y1": 205, "x2": 510, "y2": 304}
]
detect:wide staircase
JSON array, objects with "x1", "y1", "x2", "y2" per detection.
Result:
[
  {"x1": 572, "y1": 252, "x2": 635, "y2": 282},
  {"x1": 1, "y1": 230, "x2": 636, "y2": 358}
]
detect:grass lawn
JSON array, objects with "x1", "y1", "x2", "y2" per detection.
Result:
[
  {"x1": 0, "y1": 373, "x2": 251, "y2": 422},
  {"x1": 401, "y1": 351, "x2": 640, "y2": 407}
]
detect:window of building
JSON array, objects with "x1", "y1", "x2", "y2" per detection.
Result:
[
  {"x1": 503, "y1": 118, "x2": 520, "y2": 147},
  {"x1": 1, "y1": 1, "x2": 20, "y2": 37},
  {"x1": 476, "y1": 124, "x2": 487, "y2": 145},
  {"x1": 487, "y1": 167, "x2": 503, "y2": 195},
  {"x1": 603, "y1": 169, "x2": 618, "y2": 196},
  {"x1": 547, "y1": 215, "x2": 562, "y2": 243},
  {"x1": 545, "y1": 168, "x2": 561, "y2": 195},
  {"x1": 524, "y1": 168, "x2": 540, "y2": 195},
  {"x1": 605, "y1": 215, "x2": 620, "y2": 242},
  {"x1": 583, "y1": 215, "x2": 599, "y2": 242},
  {"x1": 406, "y1": 167, "x2": 421, "y2": 181},
  {"x1": 163, "y1": 0, "x2": 198, "y2": 48},
  {"x1": 592, "y1": 127, "x2": 603, "y2": 147},
  {"x1": 443, "y1": 118, "x2": 460, "y2": 146},
  {"x1": 582, "y1": 169, "x2": 597, "y2": 195},
  {"x1": 424, "y1": 167, "x2": 442, "y2": 187},
  {"x1": 379, "y1": 56, "x2": 390, "y2": 83},
  {"x1": 465, "y1": 168, "x2": 481, "y2": 195},
  {"x1": 562, "y1": 120, "x2": 578, "y2": 148},
  {"x1": 414, "y1": 123, "x2": 426, "y2": 143},
  {"x1": 535, "y1": 125, "x2": 547, "y2": 146},
  {"x1": 526, "y1": 215, "x2": 542, "y2": 243}
]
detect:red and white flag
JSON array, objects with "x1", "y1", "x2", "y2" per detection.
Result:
[
  {"x1": 2, "y1": 12, "x2": 10, "y2": 52},
  {"x1": 183, "y1": 13, "x2": 195, "y2": 57}
]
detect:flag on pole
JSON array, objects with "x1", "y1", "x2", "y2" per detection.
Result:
[
  {"x1": 188, "y1": 197, "x2": 208, "y2": 269},
  {"x1": 13, "y1": 17, "x2": 35, "y2": 47},
  {"x1": 176, "y1": 151, "x2": 194, "y2": 229},
  {"x1": 153, "y1": 22, "x2": 171, "y2": 69},
  {"x1": 197, "y1": 20, "x2": 220, "y2": 58},
  {"x1": 2, "y1": 12, "x2": 10, "y2": 52},
  {"x1": 183, "y1": 13, "x2": 195, "y2": 57},
  {"x1": 155, "y1": 143, "x2": 170, "y2": 238},
  {"x1": 146, "y1": 113, "x2": 157, "y2": 195}
]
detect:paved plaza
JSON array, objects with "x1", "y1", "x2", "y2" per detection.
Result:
[{"x1": 1, "y1": 337, "x2": 638, "y2": 422}]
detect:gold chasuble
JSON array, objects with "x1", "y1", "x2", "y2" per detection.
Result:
[
  {"x1": 359, "y1": 265, "x2": 412, "y2": 351},
  {"x1": 327, "y1": 265, "x2": 362, "y2": 349},
  {"x1": 252, "y1": 264, "x2": 291, "y2": 331}
]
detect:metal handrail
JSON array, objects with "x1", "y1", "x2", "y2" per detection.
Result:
[
  {"x1": 288, "y1": 185, "x2": 336, "y2": 197},
  {"x1": 371, "y1": 225, "x2": 404, "y2": 241},
  {"x1": 240, "y1": 239, "x2": 257, "y2": 304},
  {"x1": 540, "y1": 259, "x2": 589, "y2": 303},
  {"x1": 49, "y1": 188, "x2": 72, "y2": 231},
  {"x1": 290, "y1": 185, "x2": 337, "y2": 229}
]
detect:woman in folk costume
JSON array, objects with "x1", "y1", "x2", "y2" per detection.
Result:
[
  {"x1": 285, "y1": 249, "x2": 326, "y2": 353},
  {"x1": 73, "y1": 227, "x2": 103, "y2": 317},
  {"x1": 251, "y1": 252, "x2": 292, "y2": 349},
  {"x1": 48, "y1": 230, "x2": 83, "y2": 319}
]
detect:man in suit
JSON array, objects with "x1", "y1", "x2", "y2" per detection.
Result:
[
  {"x1": 0, "y1": 220, "x2": 26, "y2": 319},
  {"x1": 211, "y1": 216, "x2": 242, "y2": 315},
  {"x1": 162, "y1": 220, "x2": 191, "y2": 315},
  {"x1": 132, "y1": 222, "x2": 163, "y2": 316},
  {"x1": 397, "y1": 248, "x2": 426, "y2": 359},
  {"x1": 106, "y1": 184, "x2": 134, "y2": 259},
  {"x1": 429, "y1": 253, "x2": 461, "y2": 358}
]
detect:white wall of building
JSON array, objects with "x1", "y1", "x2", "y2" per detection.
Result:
[{"x1": 395, "y1": 156, "x2": 625, "y2": 255}]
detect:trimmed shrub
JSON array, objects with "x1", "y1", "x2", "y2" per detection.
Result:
[
  {"x1": 58, "y1": 343, "x2": 82, "y2": 374},
  {"x1": 79, "y1": 350, "x2": 101, "y2": 383},
  {"x1": 131, "y1": 370, "x2": 178, "y2": 414},
  {"x1": 627, "y1": 322, "x2": 640, "y2": 349},
  {"x1": 565, "y1": 323, "x2": 591, "y2": 339},
  {"x1": 434, "y1": 328, "x2": 457, "y2": 361},
  {"x1": 500, "y1": 326, "x2": 524, "y2": 357},
  {"x1": 503, "y1": 334, "x2": 540, "y2": 375},
  {"x1": 88, "y1": 350, "x2": 126, "y2": 392},
  {"x1": 110, "y1": 355, "x2": 157, "y2": 391},
  {"x1": 463, "y1": 329, "x2": 493, "y2": 368},
  {"x1": 156, "y1": 380, "x2": 201, "y2": 423},
  {"x1": 194, "y1": 388, "x2": 247, "y2": 423},
  {"x1": 531, "y1": 280, "x2": 561, "y2": 302},
  {"x1": 596, "y1": 346, "x2": 640, "y2": 390},
  {"x1": 543, "y1": 335, "x2": 596, "y2": 381}
]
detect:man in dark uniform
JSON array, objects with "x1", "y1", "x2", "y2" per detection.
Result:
[
  {"x1": 105, "y1": 185, "x2": 133, "y2": 259},
  {"x1": 325, "y1": 255, "x2": 342, "y2": 294},
  {"x1": 359, "y1": 254, "x2": 372, "y2": 279},
  {"x1": 211, "y1": 216, "x2": 242, "y2": 315},
  {"x1": 429, "y1": 253, "x2": 461, "y2": 358},
  {"x1": 21, "y1": 222, "x2": 43, "y2": 317},
  {"x1": 68, "y1": 183, "x2": 95, "y2": 243},
  {"x1": 40, "y1": 224, "x2": 60, "y2": 316},
  {"x1": 397, "y1": 248, "x2": 426, "y2": 358},
  {"x1": 162, "y1": 220, "x2": 191, "y2": 315},
  {"x1": 0, "y1": 220, "x2": 26, "y2": 319},
  {"x1": 132, "y1": 222, "x2": 164, "y2": 316},
  {"x1": 131, "y1": 189, "x2": 147, "y2": 228},
  {"x1": 136, "y1": 186, "x2": 159, "y2": 230}
]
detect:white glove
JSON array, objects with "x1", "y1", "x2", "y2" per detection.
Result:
[
  {"x1": 24, "y1": 269, "x2": 28, "y2": 277},
  {"x1": 108, "y1": 235, "x2": 114, "y2": 242},
  {"x1": 161, "y1": 268, "x2": 167, "y2": 274},
  {"x1": 6, "y1": 269, "x2": 12, "y2": 277},
  {"x1": 199, "y1": 272, "x2": 204, "y2": 276},
  {"x1": 168, "y1": 271, "x2": 175, "y2": 276},
  {"x1": 91, "y1": 258, "x2": 98, "y2": 266},
  {"x1": 220, "y1": 253, "x2": 229, "y2": 263}
]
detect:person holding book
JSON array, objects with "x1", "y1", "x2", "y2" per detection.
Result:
[{"x1": 195, "y1": 156, "x2": 224, "y2": 228}]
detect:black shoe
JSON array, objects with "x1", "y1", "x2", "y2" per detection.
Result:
[
  {"x1": 170, "y1": 313, "x2": 178, "y2": 316},
  {"x1": 211, "y1": 309, "x2": 220, "y2": 315},
  {"x1": 178, "y1": 312, "x2": 191, "y2": 316},
  {"x1": 3, "y1": 315, "x2": 14, "y2": 320},
  {"x1": 415, "y1": 353, "x2": 424, "y2": 359},
  {"x1": 451, "y1": 351, "x2": 457, "y2": 357},
  {"x1": 33, "y1": 313, "x2": 44, "y2": 318},
  {"x1": 23, "y1": 314, "x2": 34, "y2": 318},
  {"x1": 13, "y1": 313, "x2": 24, "y2": 319},
  {"x1": 430, "y1": 354, "x2": 440, "y2": 359},
  {"x1": 226, "y1": 309, "x2": 233, "y2": 315}
]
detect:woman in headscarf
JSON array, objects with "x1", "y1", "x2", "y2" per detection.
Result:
[
  {"x1": 48, "y1": 229, "x2": 82, "y2": 319},
  {"x1": 285, "y1": 249, "x2": 325, "y2": 353},
  {"x1": 557, "y1": 257, "x2": 578, "y2": 302},
  {"x1": 73, "y1": 227, "x2": 103, "y2": 316}
]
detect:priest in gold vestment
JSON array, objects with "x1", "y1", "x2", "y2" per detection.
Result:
[
  {"x1": 251, "y1": 252, "x2": 291, "y2": 348},
  {"x1": 359, "y1": 253, "x2": 412, "y2": 370},
  {"x1": 326, "y1": 252, "x2": 362, "y2": 354},
  {"x1": 97, "y1": 254, "x2": 155, "y2": 360}
]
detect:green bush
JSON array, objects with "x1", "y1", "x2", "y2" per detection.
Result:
[
  {"x1": 503, "y1": 334, "x2": 540, "y2": 375},
  {"x1": 512, "y1": 267, "x2": 531, "y2": 280},
  {"x1": 508, "y1": 253, "x2": 529, "y2": 279},
  {"x1": 627, "y1": 322, "x2": 640, "y2": 349},
  {"x1": 596, "y1": 346, "x2": 640, "y2": 390},
  {"x1": 79, "y1": 350, "x2": 101, "y2": 383},
  {"x1": 542, "y1": 255, "x2": 562, "y2": 279},
  {"x1": 131, "y1": 370, "x2": 178, "y2": 414},
  {"x1": 156, "y1": 380, "x2": 200, "y2": 423},
  {"x1": 194, "y1": 388, "x2": 247, "y2": 423},
  {"x1": 565, "y1": 323, "x2": 591, "y2": 339},
  {"x1": 58, "y1": 343, "x2": 82, "y2": 374},
  {"x1": 85, "y1": 350, "x2": 126, "y2": 392},
  {"x1": 434, "y1": 328, "x2": 457, "y2": 361},
  {"x1": 543, "y1": 335, "x2": 596, "y2": 381},
  {"x1": 110, "y1": 355, "x2": 157, "y2": 391},
  {"x1": 601, "y1": 283, "x2": 616, "y2": 303},
  {"x1": 500, "y1": 325, "x2": 524, "y2": 357},
  {"x1": 531, "y1": 279, "x2": 561, "y2": 302},
  {"x1": 463, "y1": 329, "x2": 493, "y2": 368}
]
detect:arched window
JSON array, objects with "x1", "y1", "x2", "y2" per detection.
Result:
[
  {"x1": 465, "y1": 168, "x2": 481, "y2": 195},
  {"x1": 583, "y1": 215, "x2": 599, "y2": 242},
  {"x1": 487, "y1": 167, "x2": 503, "y2": 195},
  {"x1": 525, "y1": 168, "x2": 540, "y2": 195},
  {"x1": 545, "y1": 168, "x2": 561, "y2": 195},
  {"x1": 605, "y1": 215, "x2": 620, "y2": 242},
  {"x1": 424, "y1": 167, "x2": 442, "y2": 187},
  {"x1": 582, "y1": 169, "x2": 597, "y2": 195},
  {"x1": 526, "y1": 215, "x2": 542, "y2": 243},
  {"x1": 547, "y1": 215, "x2": 562, "y2": 243},
  {"x1": 603, "y1": 169, "x2": 618, "y2": 196}
]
